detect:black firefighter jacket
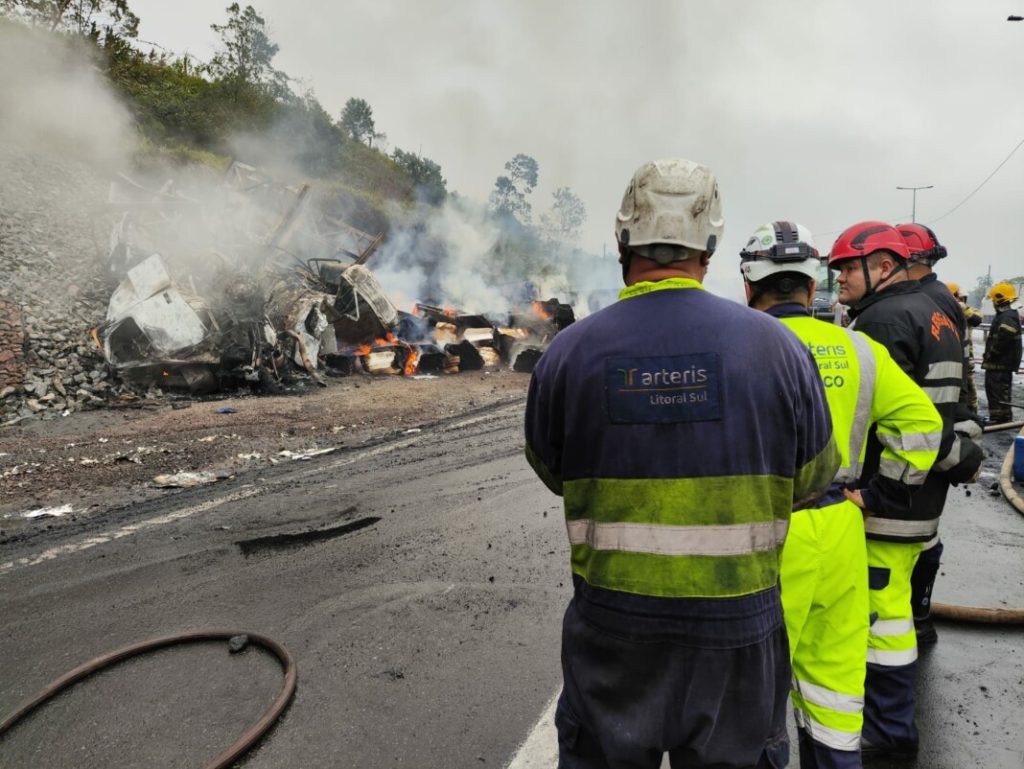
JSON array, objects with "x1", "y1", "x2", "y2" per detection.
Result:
[
  {"x1": 849, "y1": 280, "x2": 980, "y2": 542},
  {"x1": 982, "y1": 305, "x2": 1022, "y2": 372}
]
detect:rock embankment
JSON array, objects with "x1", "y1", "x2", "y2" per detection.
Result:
[{"x1": 0, "y1": 144, "x2": 118, "y2": 423}]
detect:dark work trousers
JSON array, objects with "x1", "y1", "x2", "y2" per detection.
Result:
[
  {"x1": 862, "y1": 662, "x2": 919, "y2": 753},
  {"x1": 910, "y1": 539, "x2": 944, "y2": 620},
  {"x1": 555, "y1": 580, "x2": 790, "y2": 769},
  {"x1": 985, "y1": 370, "x2": 1014, "y2": 423}
]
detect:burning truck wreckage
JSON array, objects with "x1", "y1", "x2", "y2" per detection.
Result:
[{"x1": 92, "y1": 162, "x2": 575, "y2": 400}]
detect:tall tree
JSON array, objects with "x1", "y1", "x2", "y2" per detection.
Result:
[
  {"x1": 392, "y1": 148, "x2": 447, "y2": 205},
  {"x1": 339, "y1": 97, "x2": 384, "y2": 147},
  {"x1": 1, "y1": 0, "x2": 138, "y2": 39},
  {"x1": 489, "y1": 175, "x2": 530, "y2": 223},
  {"x1": 540, "y1": 187, "x2": 587, "y2": 243},
  {"x1": 489, "y1": 153, "x2": 539, "y2": 225},
  {"x1": 209, "y1": 3, "x2": 288, "y2": 97},
  {"x1": 505, "y1": 153, "x2": 538, "y2": 193}
]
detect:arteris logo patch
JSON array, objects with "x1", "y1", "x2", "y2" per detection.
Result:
[{"x1": 605, "y1": 353, "x2": 722, "y2": 424}]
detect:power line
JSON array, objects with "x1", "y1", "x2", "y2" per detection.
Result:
[
  {"x1": 926, "y1": 136, "x2": 1024, "y2": 224},
  {"x1": 811, "y1": 135, "x2": 1024, "y2": 240}
]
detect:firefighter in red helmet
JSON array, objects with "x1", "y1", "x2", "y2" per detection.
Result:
[{"x1": 828, "y1": 221, "x2": 980, "y2": 759}]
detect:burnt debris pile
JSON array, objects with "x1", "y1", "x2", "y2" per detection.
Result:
[{"x1": 0, "y1": 157, "x2": 574, "y2": 424}]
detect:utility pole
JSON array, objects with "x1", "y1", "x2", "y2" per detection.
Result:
[{"x1": 896, "y1": 184, "x2": 933, "y2": 222}]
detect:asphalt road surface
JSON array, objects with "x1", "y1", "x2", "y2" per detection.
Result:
[{"x1": 2, "y1": 396, "x2": 1023, "y2": 768}]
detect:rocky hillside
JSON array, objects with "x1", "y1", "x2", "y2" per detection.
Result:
[{"x1": 0, "y1": 144, "x2": 118, "y2": 422}]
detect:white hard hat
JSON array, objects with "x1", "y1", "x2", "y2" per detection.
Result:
[
  {"x1": 739, "y1": 221, "x2": 821, "y2": 283},
  {"x1": 615, "y1": 159, "x2": 724, "y2": 258}
]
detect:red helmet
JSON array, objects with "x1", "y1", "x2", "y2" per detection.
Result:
[
  {"x1": 828, "y1": 221, "x2": 910, "y2": 267},
  {"x1": 895, "y1": 223, "x2": 947, "y2": 264}
]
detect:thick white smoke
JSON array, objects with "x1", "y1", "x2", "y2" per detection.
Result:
[{"x1": 0, "y1": 22, "x2": 135, "y2": 169}]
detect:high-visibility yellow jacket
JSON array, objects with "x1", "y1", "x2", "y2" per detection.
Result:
[{"x1": 770, "y1": 305, "x2": 942, "y2": 519}]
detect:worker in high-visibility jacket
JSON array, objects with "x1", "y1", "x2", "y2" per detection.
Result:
[
  {"x1": 525, "y1": 160, "x2": 840, "y2": 769},
  {"x1": 740, "y1": 221, "x2": 942, "y2": 769}
]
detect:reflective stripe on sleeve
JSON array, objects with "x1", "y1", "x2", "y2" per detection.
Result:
[
  {"x1": 933, "y1": 435, "x2": 965, "y2": 472},
  {"x1": 925, "y1": 361, "x2": 963, "y2": 380},
  {"x1": 922, "y1": 385, "x2": 961, "y2": 404},
  {"x1": 879, "y1": 457, "x2": 929, "y2": 485},
  {"x1": 794, "y1": 678, "x2": 864, "y2": 714},
  {"x1": 833, "y1": 331, "x2": 876, "y2": 484},
  {"x1": 864, "y1": 516, "x2": 939, "y2": 538},
  {"x1": 876, "y1": 430, "x2": 942, "y2": 453},
  {"x1": 870, "y1": 618, "x2": 915, "y2": 637},
  {"x1": 565, "y1": 518, "x2": 789, "y2": 556},
  {"x1": 867, "y1": 647, "x2": 918, "y2": 666},
  {"x1": 793, "y1": 710, "x2": 861, "y2": 752}
]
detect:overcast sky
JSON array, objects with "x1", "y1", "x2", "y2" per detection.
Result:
[{"x1": 129, "y1": 0, "x2": 1024, "y2": 300}]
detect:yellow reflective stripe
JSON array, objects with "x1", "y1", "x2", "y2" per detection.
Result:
[
  {"x1": 570, "y1": 547, "x2": 779, "y2": 598},
  {"x1": 794, "y1": 434, "x2": 841, "y2": 509},
  {"x1": 618, "y1": 277, "x2": 704, "y2": 300},
  {"x1": 879, "y1": 457, "x2": 929, "y2": 485},
  {"x1": 566, "y1": 518, "x2": 788, "y2": 556},
  {"x1": 923, "y1": 384, "x2": 961, "y2": 404},
  {"x1": 998, "y1": 323, "x2": 1019, "y2": 334},
  {"x1": 563, "y1": 476, "x2": 793, "y2": 526},
  {"x1": 864, "y1": 516, "x2": 939, "y2": 538},
  {"x1": 870, "y1": 618, "x2": 915, "y2": 637},
  {"x1": 867, "y1": 647, "x2": 918, "y2": 666},
  {"x1": 794, "y1": 678, "x2": 864, "y2": 714},
  {"x1": 792, "y1": 710, "x2": 861, "y2": 752},
  {"x1": 925, "y1": 361, "x2": 962, "y2": 380}
]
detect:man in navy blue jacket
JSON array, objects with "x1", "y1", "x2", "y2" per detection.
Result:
[{"x1": 524, "y1": 159, "x2": 838, "y2": 769}]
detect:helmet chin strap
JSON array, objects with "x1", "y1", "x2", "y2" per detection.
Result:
[
  {"x1": 857, "y1": 255, "x2": 906, "y2": 302},
  {"x1": 860, "y1": 257, "x2": 873, "y2": 297}
]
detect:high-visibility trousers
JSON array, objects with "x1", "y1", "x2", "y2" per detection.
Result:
[
  {"x1": 863, "y1": 539, "x2": 924, "y2": 752},
  {"x1": 781, "y1": 501, "x2": 868, "y2": 767}
]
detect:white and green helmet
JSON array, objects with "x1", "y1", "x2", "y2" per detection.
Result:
[{"x1": 739, "y1": 221, "x2": 821, "y2": 283}]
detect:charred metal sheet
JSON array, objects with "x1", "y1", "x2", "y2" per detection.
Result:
[
  {"x1": 100, "y1": 255, "x2": 210, "y2": 370},
  {"x1": 332, "y1": 265, "x2": 399, "y2": 345}
]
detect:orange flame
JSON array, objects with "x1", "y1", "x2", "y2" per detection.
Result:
[
  {"x1": 404, "y1": 348, "x2": 419, "y2": 376},
  {"x1": 532, "y1": 301, "x2": 552, "y2": 320},
  {"x1": 354, "y1": 332, "x2": 419, "y2": 376}
]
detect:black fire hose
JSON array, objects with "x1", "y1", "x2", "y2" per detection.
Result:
[
  {"x1": 0, "y1": 630, "x2": 297, "y2": 769},
  {"x1": 929, "y1": 424, "x2": 1024, "y2": 627}
]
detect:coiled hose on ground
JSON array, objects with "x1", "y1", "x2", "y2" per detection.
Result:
[
  {"x1": 930, "y1": 421, "x2": 1024, "y2": 626},
  {"x1": 0, "y1": 630, "x2": 297, "y2": 769}
]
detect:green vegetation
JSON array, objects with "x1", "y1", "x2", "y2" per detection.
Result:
[
  {"x1": 2, "y1": 3, "x2": 595, "y2": 292},
  {"x1": 2, "y1": 1, "x2": 448, "y2": 227}
]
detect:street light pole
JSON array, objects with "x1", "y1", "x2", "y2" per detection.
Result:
[{"x1": 896, "y1": 184, "x2": 933, "y2": 222}]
